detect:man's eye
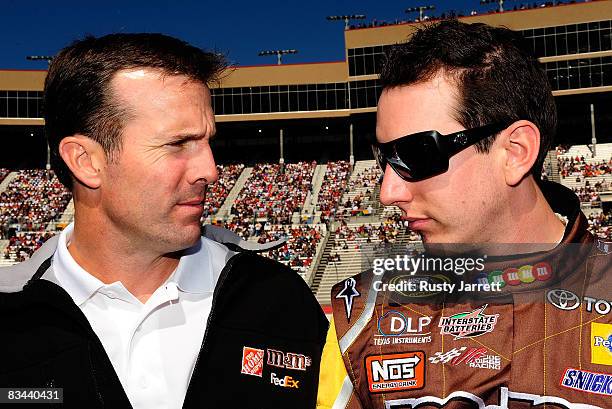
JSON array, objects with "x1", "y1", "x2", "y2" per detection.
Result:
[{"x1": 168, "y1": 140, "x2": 187, "y2": 147}]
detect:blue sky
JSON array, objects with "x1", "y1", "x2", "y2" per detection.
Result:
[{"x1": 1, "y1": 0, "x2": 512, "y2": 69}]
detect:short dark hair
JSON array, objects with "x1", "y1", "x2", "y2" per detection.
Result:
[
  {"x1": 380, "y1": 19, "x2": 556, "y2": 176},
  {"x1": 44, "y1": 33, "x2": 227, "y2": 188}
]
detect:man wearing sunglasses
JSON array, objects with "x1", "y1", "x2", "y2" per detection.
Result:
[{"x1": 317, "y1": 20, "x2": 611, "y2": 409}]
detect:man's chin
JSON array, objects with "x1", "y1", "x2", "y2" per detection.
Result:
[{"x1": 165, "y1": 223, "x2": 202, "y2": 250}]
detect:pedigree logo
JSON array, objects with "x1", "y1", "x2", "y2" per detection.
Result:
[{"x1": 365, "y1": 352, "x2": 425, "y2": 393}]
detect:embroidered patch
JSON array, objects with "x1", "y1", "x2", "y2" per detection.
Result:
[
  {"x1": 374, "y1": 310, "x2": 432, "y2": 345},
  {"x1": 592, "y1": 323, "x2": 612, "y2": 366},
  {"x1": 365, "y1": 351, "x2": 425, "y2": 393},
  {"x1": 266, "y1": 348, "x2": 312, "y2": 371},
  {"x1": 336, "y1": 277, "x2": 360, "y2": 320},
  {"x1": 438, "y1": 305, "x2": 499, "y2": 339},
  {"x1": 560, "y1": 368, "x2": 612, "y2": 396},
  {"x1": 241, "y1": 346, "x2": 265, "y2": 377}
]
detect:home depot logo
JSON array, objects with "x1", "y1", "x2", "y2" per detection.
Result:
[
  {"x1": 241, "y1": 346, "x2": 265, "y2": 377},
  {"x1": 365, "y1": 352, "x2": 425, "y2": 393}
]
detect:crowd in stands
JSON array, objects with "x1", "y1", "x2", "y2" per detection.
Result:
[
  {"x1": 332, "y1": 215, "x2": 419, "y2": 250},
  {"x1": 555, "y1": 145, "x2": 570, "y2": 155},
  {"x1": 317, "y1": 161, "x2": 351, "y2": 223},
  {"x1": 219, "y1": 218, "x2": 323, "y2": 275},
  {"x1": 336, "y1": 166, "x2": 381, "y2": 218},
  {"x1": 0, "y1": 170, "x2": 71, "y2": 239},
  {"x1": 573, "y1": 180, "x2": 611, "y2": 203},
  {"x1": 6, "y1": 148, "x2": 610, "y2": 269},
  {"x1": 558, "y1": 156, "x2": 612, "y2": 178},
  {"x1": 231, "y1": 162, "x2": 316, "y2": 224},
  {"x1": 3, "y1": 231, "x2": 56, "y2": 262},
  {"x1": 347, "y1": 1, "x2": 571, "y2": 30},
  {"x1": 0, "y1": 168, "x2": 10, "y2": 184},
  {"x1": 202, "y1": 164, "x2": 244, "y2": 218},
  {"x1": 588, "y1": 211, "x2": 612, "y2": 239},
  {"x1": 257, "y1": 224, "x2": 324, "y2": 274}
]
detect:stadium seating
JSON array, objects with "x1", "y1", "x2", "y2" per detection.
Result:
[
  {"x1": 3, "y1": 231, "x2": 56, "y2": 263},
  {"x1": 231, "y1": 161, "x2": 316, "y2": 224},
  {"x1": 0, "y1": 170, "x2": 71, "y2": 237},
  {"x1": 202, "y1": 164, "x2": 244, "y2": 218},
  {"x1": 1, "y1": 149, "x2": 610, "y2": 293},
  {"x1": 316, "y1": 161, "x2": 351, "y2": 223},
  {"x1": 0, "y1": 169, "x2": 9, "y2": 184},
  {"x1": 587, "y1": 211, "x2": 612, "y2": 239},
  {"x1": 335, "y1": 160, "x2": 382, "y2": 218},
  {"x1": 312, "y1": 216, "x2": 421, "y2": 305}
]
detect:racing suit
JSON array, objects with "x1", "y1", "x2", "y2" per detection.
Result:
[{"x1": 317, "y1": 181, "x2": 612, "y2": 409}]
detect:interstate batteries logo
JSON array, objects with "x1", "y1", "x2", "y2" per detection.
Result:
[
  {"x1": 365, "y1": 352, "x2": 425, "y2": 393},
  {"x1": 438, "y1": 305, "x2": 499, "y2": 340}
]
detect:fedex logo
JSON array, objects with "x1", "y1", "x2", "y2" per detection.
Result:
[
  {"x1": 365, "y1": 352, "x2": 425, "y2": 393},
  {"x1": 270, "y1": 372, "x2": 299, "y2": 389}
]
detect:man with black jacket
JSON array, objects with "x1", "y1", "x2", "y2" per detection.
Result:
[{"x1": 0, "y1": 33, "x2": 327, "y2": 408}]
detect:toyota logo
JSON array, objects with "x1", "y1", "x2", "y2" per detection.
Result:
[{"x1": 547, "y1": 289, "x2": 580, "y2": 311}]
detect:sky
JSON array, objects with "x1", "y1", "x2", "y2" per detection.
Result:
[{"x1": 0, "y1": 0, "x2": 505, "y2": 70}]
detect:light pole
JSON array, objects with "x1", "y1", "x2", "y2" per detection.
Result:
[
  {"x1": 26, "y1": 56, "x2": 53, "y2": 170},
  {"x1": 480, "y1": 0, "x2": 506, "y2": 12},
  {"x1": 326, "y1": 15, "x2": 366, "y2": 30},
  {"x1": 258, "y1": 49, "x2": 298, "y2": 65},
  {"x1": 405, "y1": 5, "x2": 435, "y2": 21},
  {"x1": 26, "y1": 55, "x2": 53, "y2": 65}
]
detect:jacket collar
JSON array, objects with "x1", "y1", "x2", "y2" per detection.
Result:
[{"x1": 0, "y1": 224, "x2": 280, "y2": 294}]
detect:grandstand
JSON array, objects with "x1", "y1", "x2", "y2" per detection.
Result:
[{"x1": 2, "y1": 143, "x2": 611, "y2": 303}]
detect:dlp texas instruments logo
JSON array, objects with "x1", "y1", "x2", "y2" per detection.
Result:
[{"x1": 375, "y1": 310, "x2": 432, "y2": 345}]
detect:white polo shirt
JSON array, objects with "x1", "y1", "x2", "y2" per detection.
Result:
[{"x1": 45, "y1": 223, "x2": 229, "y2": 409}]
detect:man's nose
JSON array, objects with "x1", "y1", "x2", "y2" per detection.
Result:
[
  {"x1": 190, "y1": 143, "x2": 218, "y2": 185},
  {"x1": 379, "y1": 164, "x2": 414, "y2": 206}
]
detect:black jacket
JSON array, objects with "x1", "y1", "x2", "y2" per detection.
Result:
[{"x1": 0, "y1": 227, "x2": 329, "y2": 408}]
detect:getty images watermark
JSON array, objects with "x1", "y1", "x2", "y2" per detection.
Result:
[{"x1": 370, "y1": 254, "x2": 504, "y2": 294}]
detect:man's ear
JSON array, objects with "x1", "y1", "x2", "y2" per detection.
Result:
[
  {"x1": 58, "y1": 135, "x2": 106, "y2": 189},
  {"x1": 501, "y1": 120, "x2": 541, "y2": 186}
]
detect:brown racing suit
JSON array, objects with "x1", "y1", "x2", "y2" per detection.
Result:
[{"x1": 317, "y1": 181, "x2": 612, "y2": 409}]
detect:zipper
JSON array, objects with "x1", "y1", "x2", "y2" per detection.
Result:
[
  {"x1": 183, "y1": 251, "x2": 244, "y2": 408},
  {"x1": 87, "y1": 342, "x2": 106, "y2": 408}
]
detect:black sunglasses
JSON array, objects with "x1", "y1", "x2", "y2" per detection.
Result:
[{"x1": 371, "y1": 123, "x2": 508, "y2": 181}]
